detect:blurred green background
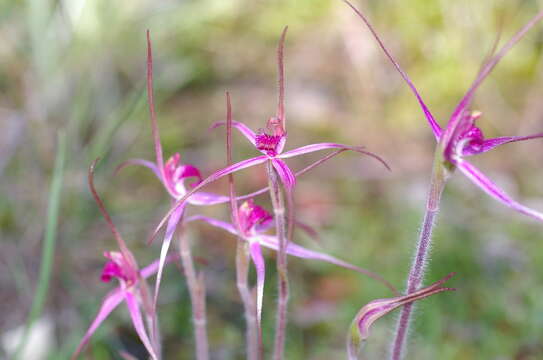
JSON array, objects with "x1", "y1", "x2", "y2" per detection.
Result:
[{"x1": 1, "y1": 0, "x2": 543, "y2": 359}]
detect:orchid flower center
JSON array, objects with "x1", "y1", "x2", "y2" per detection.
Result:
[
  {"x1": 238, "y1": 199, "x2": 273, "y2": 237},
  {"x1": 100, "y1": 251, "x2": 136, "y2": 285},
  {"x1": 164, "y1": 153, "x2": 203, "y2": 197},
  {"x1": 255, "y1": 131, "x2": 283, "y2": 156},
  {"x1": 454, "y1": 111, "x2": 484, "y2": 157}
]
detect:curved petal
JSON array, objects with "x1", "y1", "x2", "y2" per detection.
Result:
[
  {"x1": 443, "y1": 11, "x2": 543, "y2": 147},
  {"x1": 184, "y1": 215, "x2": 238, "y2": 236},
  {"x1": 153, "y1": 204, "x2": 185, "y2": 308},
  {"x1": 343, "y1": 0, "x2": 441, "y2": 139},
  {"x1": 124, "y1": 291, "x2": 158, "y2": 360},
  {"x1": 462, "y1": 133, "x2": 543, "y2": 156},
  {"x1": 151, "y1": 155, "x2": 268, "y2": 240},
  {"x1": 210, "y1": 121, "x2": 257, "y2": 146},
  {"x1": 457, "y1": 160, "x2": 543, "y2": 222},
  {"x1": 257, "y1": 235, "x2": 398, "y2": 294},
  {"x1": 72, "y1": 289, "x2": 124, "y2": 359},
  {"x1": 272, "y1": 159, "x2": 296, "y2": 191},
  {"x1": 249, "y1": 241, "x2": 265, "y2": 323},
  {"x1": 115, "y1": 159, "x2": 161, "y2": 179},
  {"x1": 278, "y1": 143, "x2": 390, "y2": 170}
]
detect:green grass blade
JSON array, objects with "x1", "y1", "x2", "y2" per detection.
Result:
[{"x1": 14, "y1": 129, "x2": 67, "y2": 359}]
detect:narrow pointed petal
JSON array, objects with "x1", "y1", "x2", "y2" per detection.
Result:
[
  {"x1": 347, "y1": 273, "x2": 455, "y2": 359},
  {"x1": 272, "y1": 159, "x2": 296, "y2": 191},
  {"x1": 209, "y1": 121, "x2": 257, "y2": 146},
  {"x1": 115, "y1": 159, "x2": 161, "y2": 179},
  {"x1": 343, "y1": 0, "x2": 441, "y2": 139},
  {"x1": 188, "y1": 191, "x2": 231, "y2": 205},
  {"x1": 146, "y1": 31, "x2": 166, "y2": 178},
  {"x1": 276, "y1": 26, "x2": 288, "y2": 130},
  {"x1": 462, "y1": 133, "x2": 543, "y2": 156},
  {"x1": 153, "y1": 204, "x2": 185, "y2": 308},
  {"x1": 442, "y1": 10, "x2": 543, "y2": 146},
  {"x1": 257, "y1": 235, "x2": 398, "y2": 294},
  {"x1": 249, "y1": 241, "x2": 266, "y2": 323},
  {"x1": 184, "y1": 215, "x2": 238, "y2": 236},
  {"x1": 124, "y1": 291, "x2": 158, "y2": 360},
  {"x1": 278, "y1": 143, "x2": 390, "y2": 170},
  {"x1": 140, "y1": 254, "x2": 179, "y2": 279},
  {"x1": 72, "y1": 289, "x2": 124, "y2": 359},
  {"x1": 151, "y1": 155, "x2": 268, "y2": 240},
  {"x1": 457, "y1": 160, "x2": 543, "y2": 222}
]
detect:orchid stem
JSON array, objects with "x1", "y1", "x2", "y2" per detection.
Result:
[
  {"x1": 390, "y1": 152, "x2": 448, "y2": 360},
  {"x1": 236, "y1": 241, "x2": 261, "y2": 360},
  {"x1": 267, "y1": 161, "x2": 289, "y2": 360},
  {"x1": 178, "y1": 231, "x2": 209, "y2": 360}
]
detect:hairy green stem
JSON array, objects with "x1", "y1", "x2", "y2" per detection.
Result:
[{"x1": 390, "y1": 152, "x2": 448, "y2": 360}]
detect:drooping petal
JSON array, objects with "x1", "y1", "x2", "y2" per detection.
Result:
[
  {"x1": 115, "y1": 159, "x2": 161, "y2": 180},
  {"x1": 184, "y1": 214, "x2": 238, "y2": 236},
  {"x1": 347, "y1": 273, "x2": 455, "y2": 359},
  {"x1": 72, "y1": 289, "x2": 125, "y2": 359},
  {"x1": 343, "y1": 0, "x2": 441, "y2": 139},
  {"x1": 151, "y1": 155, "x2": 269, "y2": 239},
  {"x1": 257, "y1": 235, "x2": 398, "y2": 294},
  {"x1": 248, "y1": 241, "x2": 266, "y2": 323},
  {"x1": 271, "y1": 159, "x2": 296, "y2": 191},
  {"x1": 456, "y1": 160, "x2": 543, "y2": 222},
  {"x1": 153, "y1": 204, "x2": 186, "y2": 307},
  {"x1": 124, "y1": 291, "x2": 158, "y2": 360},
  {"x1": 462, "y1": 133, "x2": 543, "y2": 156},
  {"x1": 209, "y1": 120, "x2": 257, "y2": 146},
  {"x1": 442, "y1": 11, "x2": 543, "y2": 148},
  {"x1": 278, "y1": 143, "x2": 390, "y2": 170}
]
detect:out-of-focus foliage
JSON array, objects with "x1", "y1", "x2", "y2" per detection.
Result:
[{"x1": 1, "y1": 0, "x2": 542, "y2": 359}]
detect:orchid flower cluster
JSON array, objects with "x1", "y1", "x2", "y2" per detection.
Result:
[{"x1": 73, "y1": 2, "x2": 543, "y2": 359}]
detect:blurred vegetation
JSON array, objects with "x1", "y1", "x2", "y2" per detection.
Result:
[{"x1": 1, "y1": 0, "x2": 542, "y2": 359}]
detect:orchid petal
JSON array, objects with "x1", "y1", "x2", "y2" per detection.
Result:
[
  {"x1": 257, "y1": 235, "x2": 398, "y2": 294},
  {"x1": 153, "y1": 204, "x2": 186, "y2": 307},
  {"x1": 115, "y1": 159, "x2": 161, "y2": 180},
  {"x1": 343, "y1": 0, "x2": 441, "y2": 139},
  {"x1": 152, "y1": 155, "x2": 268, "y2": 239},
  {"x1": 462, "y1": 133, "x2": 543, "y2": 156},
  {"x1": 184, "y1": 214, "x2": 238, "y2": 236},
  {"x1": 278, "y1": 143, "x2": 390, "y2": 170},
  {"x1": 140, "y1": 254, "x2": 179, "y2": 279},
  {"x1": 188, "y1": 191, "x2": 231, "y2": 205},
  {"x1": 457, "y1": 160, "x2": 543, "y2": 222},
  {"x1": 210, "y1": 121, "x2": 257, "y2": 146},
  {"x1": 442, "y1": 11, "x2": 543, "y2": 147},
  {"x1": 272, "y1": 159, "x2": 296, "y2": 191},
  {"x1": 72, "y1": 289, "x2": 124, "y2": 359},
  {"x1": 249, "y1": 241, "x2": 266, "y2": 323},
  {"x1": 146, "y1": 31, "x2": 166, "y2": 179},
  {"x1": 124, "y1": 291, "x2": 158, "y2": 360}
]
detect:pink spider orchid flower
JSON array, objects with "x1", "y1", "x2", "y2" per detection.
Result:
[
  {"x1": 210, "y1": 27, "x2": 388, "y2": 193},
  {"x1": 186, "y1": 199, "x2": 399, "y2": 321},
  {"x1": 73, "y1": 161, "x2": 177, "y2": 360},
  {"x1": 345, "y1": 1, "x2": 543, "y2": 222},
  {"x1": 347, "y1": 273, "x2": 455, "y2": 359},
  {"x1": 151, "y1": 27, "x2": 390, "y2": 239}
]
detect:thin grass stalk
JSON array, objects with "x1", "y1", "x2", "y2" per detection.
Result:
[
  {"x1": 178, "y1": 230, "x2": 209, "y2": 360},
  {"x1": 390, "y1": 152, "x2": 448, "y2": 360},
  {"x1": 225, "y1": 92, "x2": 261, "y2": 359},
  {"x1": 267, "y1": 161, "x2": 289, "y2": 360},
  {"x1": 14, "y1": 130, "x2": 66, "y2": 359}
]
